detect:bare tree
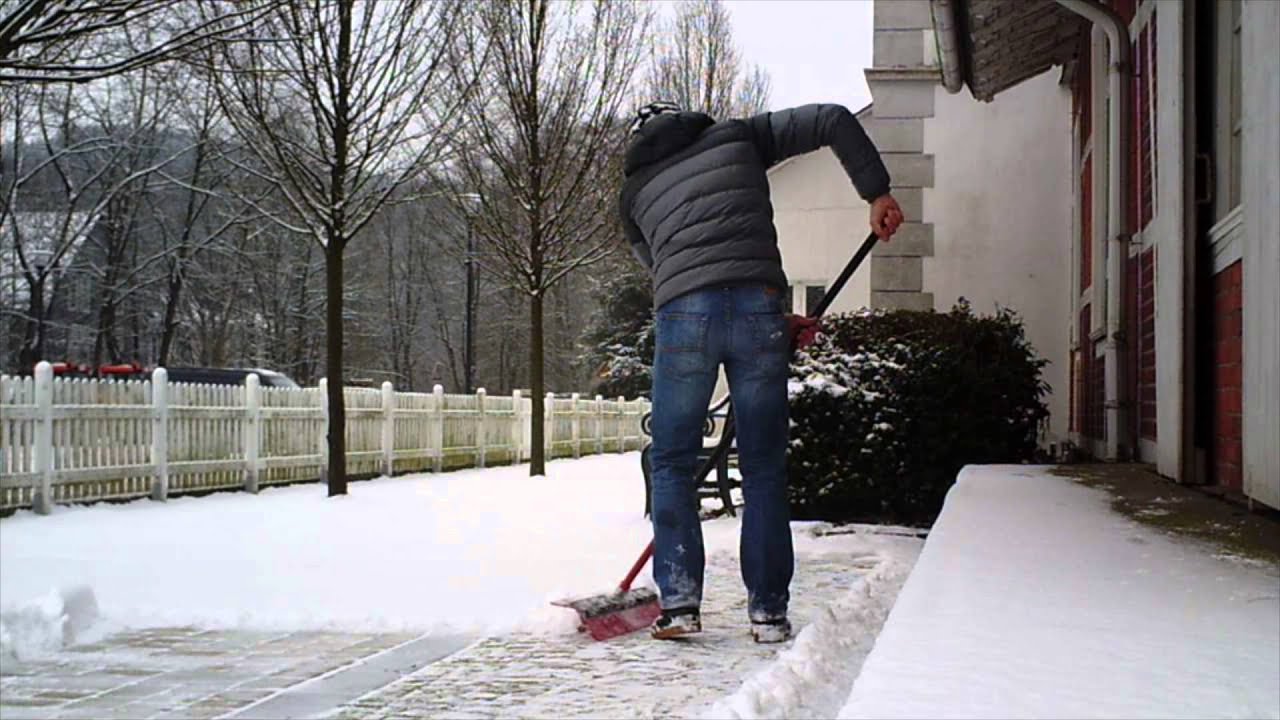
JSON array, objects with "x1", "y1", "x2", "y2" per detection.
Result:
[
  {"x1": 76, "y1": 66, "x2": 192, "y2": 367},
  {"x1": 646, "y1": 0, "x2": 770, "y2": 118},
  {"x1": 0, "y1": 0, "x2": 281, "y2": 84},
  {"x1": 0, "y1": 78, "x2": 190, "y2": 372},
  {"x1": 147, "y1": 76, "x2": 247, "y2": 366},
  {"x1": 450, "y1": 0, "x2": 650, "y2": 476},
  {"x1": 211, "y1": 0, "x2": 478, "y2": 496}
]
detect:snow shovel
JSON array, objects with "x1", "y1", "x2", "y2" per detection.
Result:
[{"x1": 554, "y1": 230, "x2": 882, "y2": 641}]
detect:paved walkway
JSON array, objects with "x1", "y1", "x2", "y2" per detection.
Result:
[
  {"x1": 0, "y1": 628, "x2": 469, "y2": 720},
  {"x1": 0, "y1": 547, "x2": 897, "y2": 720},
  {"x1": 333, "y1": 548, "x2": 887, "y2": 719}
]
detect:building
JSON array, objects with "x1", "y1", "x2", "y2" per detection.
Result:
[{"x1": 770, "y1": 0, "x2": 1278, "y2": 509}]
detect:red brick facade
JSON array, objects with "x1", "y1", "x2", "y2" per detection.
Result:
[{"x1": 1212, "y1": 262, "x2": 1243, "y2": 491}]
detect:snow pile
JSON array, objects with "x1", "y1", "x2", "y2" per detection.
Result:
[
  {"x1": 0, "y1": 455, "x2": 728, "y2": 638},
  {"x1": 0, "y1": 585, "x2": 101, "y2": 662},
  {"x1": 703, "y1": 543, "x2": 910, "y2": 719},
  {"x1": 838, "y1": 466, "x2": 1280, "y2": 719}
]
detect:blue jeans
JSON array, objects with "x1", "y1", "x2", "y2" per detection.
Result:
[{"x1": 648, "y1": 285, "x2": 793, "y2": 622}]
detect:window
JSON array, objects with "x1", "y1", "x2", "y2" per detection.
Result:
[
  {"x1": 1228, "y1": 0, "x2": 1242, "y2": 211},
  {"x1": 1215, "y1": 0, "x2": 1243, "y2": 220},
  {"x1": 1133, "y1": 9, "x2": 1158, "y2": 231},
  {"x1": 805, "y1": 285, "x2": 827, "y2": 316},
  {"x1": 787, "y1": 283, "x2": 829, "y2": 315}
]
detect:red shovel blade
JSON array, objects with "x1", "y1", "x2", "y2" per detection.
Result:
[
  {"x1": 552, "y1": 587, "x2": 661, "y2": 641},
  {"x1": 581, "y1": 599, "x2": 661, "y2": 641}
]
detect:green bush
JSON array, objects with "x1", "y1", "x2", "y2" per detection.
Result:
[
  {"x1": 786, "y1": 301, "x2": 1050, "y2": 526},
  {"x1": 579, "y1": 270, "x2": 655, "y2": 399}
]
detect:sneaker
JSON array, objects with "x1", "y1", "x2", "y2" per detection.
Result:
[
  {"x1": 651, "y1": 607, "x2": 701, "y2": 639},
  {"x1": 750, "y1": 618, "x2": 792, "y2": 644}
]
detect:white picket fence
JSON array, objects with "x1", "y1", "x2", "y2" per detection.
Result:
[{"x1": 0, "y1": 362, "x2": 650, "y2": 514}]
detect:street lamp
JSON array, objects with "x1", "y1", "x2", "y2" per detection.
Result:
[
  {"x1": 458, "y1": 193, "x2": 482, "y2": 395},
  {"x1": 29, "y1": 246, "x2": 53, "y2": 368}
]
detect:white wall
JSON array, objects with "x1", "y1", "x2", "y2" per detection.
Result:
[
  {"x1": 769, "y1": 149, "x2": 873, "y2": 313},
  {"x1": 1241, "y1": 0, "x2": 1280, "y2": 509},
  {"x1": 1152, "y1": 3, "x2": 1188, "y2": 481},
  {"x1": 923, "y1": 71, "x2": 1074, "y2": 445}
]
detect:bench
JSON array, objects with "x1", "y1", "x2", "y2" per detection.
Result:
[{"x1": 639, "y1": 396, "x2": 738, "y2": 517}]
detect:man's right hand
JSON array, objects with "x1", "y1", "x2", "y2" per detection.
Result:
[
  {"x1": 788, "y1": 314, "x2": 821, "y2": 351},
  {"x1": 870, "y1": 193, "x2": 904, "y2": 241}
]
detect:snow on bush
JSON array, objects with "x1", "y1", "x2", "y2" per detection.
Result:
[{"x1": 786, "y1": 302, "x2": 1050, "y2": 525}]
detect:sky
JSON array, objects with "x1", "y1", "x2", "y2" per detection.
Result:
[{"x1": 720, "y1": 0, "x2": 876, "y2": 113}]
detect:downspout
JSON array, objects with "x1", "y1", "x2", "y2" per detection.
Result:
[
  {"x1": 931, "y1": 0, "x2": 965, "y2": 94},
  {"x1": 1054, "y1": 0, "x2": 1132, "y2": 460}
]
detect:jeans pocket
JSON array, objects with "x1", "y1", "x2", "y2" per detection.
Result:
[
  {"x1": 656, "y1": 312, "x2": 709, "y2": 353},
  {"x1": 748, "y1": 312, "x2": 790, "y2": 356}
]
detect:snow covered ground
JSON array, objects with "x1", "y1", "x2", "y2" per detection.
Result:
[
  {"x1": 5, "y1": 456, "x2": 1274, "y2": 719},
  {"x1": 839, "y1": 466, "x2": 1280, "y2": 720},
  {"x1": 0, "y1": 455, "x2": 670, "y2": 646},
  {"x1": 0, "y1": 453, "x2": 922, "y2": 719}
]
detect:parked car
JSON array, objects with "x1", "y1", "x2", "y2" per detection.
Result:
[{"x1": 164, "y1": 367, "x2": 301, "y2": 389}]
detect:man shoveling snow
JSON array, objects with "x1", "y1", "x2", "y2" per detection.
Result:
[{"x1": 618, "y1": 101, "x2": 903, "y2": 642}]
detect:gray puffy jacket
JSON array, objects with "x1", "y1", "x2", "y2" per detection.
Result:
[{"x1": 620, "y1": 104, "x2": 891, "y2": 310}]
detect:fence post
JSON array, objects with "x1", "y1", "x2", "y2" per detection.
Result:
[
  {"x1": 381, "y1": 381, "x2": 395, "y2": 478},
  {"x1": 570, "y1": 392, "x2": 581, "y2": 459},
  {"x1": 244, "y1": 373, "x2": 261, "y2": 493},
  {"x1": 476, "y1": 388, "x2": 487, "y2": 468},
  {"x1": 511, "y1": 390, "x2": 524, "y2": 463},
  {"x1": 617, "y1": 396, "x2": 627, "y2": 453},
  {"x1": 149, "y1": 368, "x2": 169, "y2": 501},
  {"x1": 32, "y1": 361, "x2": 54, "y2": 515},
  {"x1": 544, "y1": 392, "x2": 555, "y2": 462},
  {"x1": 318, "y1": 378, "x2": 329, "y2": 486},
  {"x1": 595, "y1": 395, "x2": 605, "y2": 455},
  {"x1": 433, "y1": 384, "x2": 445, "y2": 473}
]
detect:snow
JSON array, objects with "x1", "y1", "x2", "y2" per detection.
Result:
[
  {"x1": 838, "y1": 466, "x2": 1280, "y2": 720},
  {"x1": 0, "y1": 455, "x2": 672, "y2": 641},
  {"x1": 0, "y1": 585, "x2": 104, "y2": 662},
  {"x1": 9, "y1": 454, "x2": 1272, "y2": 719},
  {"x1": 705, "y1": 528, "x2": 914, "y2": 719}
]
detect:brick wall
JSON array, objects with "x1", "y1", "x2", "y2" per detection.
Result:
[{"x1": 1212, "y1": 261, "x2": 1243, "y2": 491}]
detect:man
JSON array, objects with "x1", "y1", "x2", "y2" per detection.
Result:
[{"x1": 620, "y1": 101, "x2": 902, "y2": 643}]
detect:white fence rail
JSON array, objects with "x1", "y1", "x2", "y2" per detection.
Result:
[{"x1": 0, "y1": 363, "x2": 650, "y2": 514}]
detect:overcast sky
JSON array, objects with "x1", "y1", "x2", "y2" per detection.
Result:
[{"x1": 723, "y1": 0, "x2": 875, "y2": 113}]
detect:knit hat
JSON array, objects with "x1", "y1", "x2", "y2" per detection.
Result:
[{"x1": 629, "y1": 101, "x2": 682, "y2": 134}]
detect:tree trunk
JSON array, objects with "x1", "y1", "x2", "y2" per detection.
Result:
[
  {"x1": 18, "y1": 276, "x2": 43, "y2": 370},
  {"x1": 325, "y1": 239, "x2": 348, "y2": 496},
  {"x1": 93, "y1": 296, "x2": 118, "y2": 368},
  {"x1": 529, "y1": 291, "x2": 546, "y2": 476},
  {"x1": 157, "y1": 269, "x2": 183, "y2": 366}
]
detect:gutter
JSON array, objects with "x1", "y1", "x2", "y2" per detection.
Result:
[
  {"x1": 1054, "y1": 0, "x2": 1133, "y2": 460},
  {"x1": 930, "y1": 0, "x2": 965, "y2": 94}
]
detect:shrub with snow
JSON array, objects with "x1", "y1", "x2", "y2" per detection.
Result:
[{"x1": 786, "y1": 301, "x2": 1050, "y2": 525}]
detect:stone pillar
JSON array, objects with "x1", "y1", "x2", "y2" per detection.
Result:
[{"x1": 865, "y1": 0, "x2": 937, "y2": 312}]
